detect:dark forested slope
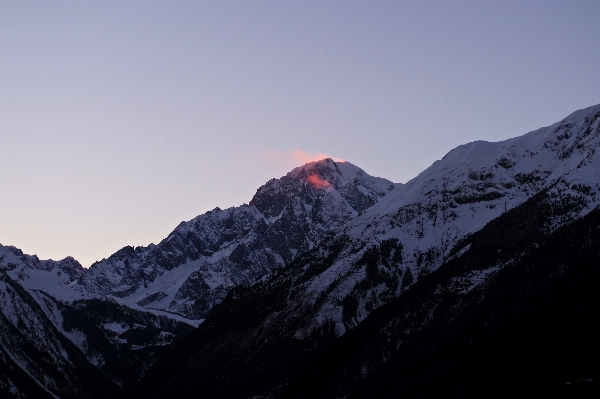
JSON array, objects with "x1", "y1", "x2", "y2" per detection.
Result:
[{"x1": 130, "y1": 187, "x2": 600, "y2": 399}]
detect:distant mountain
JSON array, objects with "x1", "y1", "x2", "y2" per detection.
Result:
[
  {"x1": 0, "y1": 248, "x2": 120, "y2": 399},
  {"x1": 0, "y1": 244, "x2": 195, "y2": 397},
  {"x1": 129, "y1": 103, "x2": 600, "y2": 399}
]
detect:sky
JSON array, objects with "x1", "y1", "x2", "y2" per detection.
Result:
[{"x1": 1, "y1": 0, "x2": 599, "y2": 267}]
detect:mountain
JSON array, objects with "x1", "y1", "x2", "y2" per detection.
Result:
[
  {"x1": 0, "y1": 160, "x2": 394, "y2": 398},
  {"x1": 73, "y1": 159, "x2": 395, "y2": 321},
  {"x1": 279, "y1": 192, "x2": 600, "y2": 399},
  {"x1": 0, "y1": 248, "x2": 121, "y2": 399},
  {"x1": 129, "y1": 103, "x2": 600, "y2": 399},
  {"x1": 0, "y1": 244, "x2": 196, "y2": 397},
  {"x1": 3, "y1": 102, "x2": 600, "y2": 399}
]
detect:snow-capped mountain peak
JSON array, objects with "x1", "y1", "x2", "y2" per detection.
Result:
[
  {"x1": 250, "y1": 158, "x2": 397, "y2": 218},
  {"x1": 64, "y1": 159, "x2": 396, "y2": 321}
]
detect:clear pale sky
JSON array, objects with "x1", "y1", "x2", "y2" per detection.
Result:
[{"x1": 1, "y1": 1, "x2": 599, "y2": 267}]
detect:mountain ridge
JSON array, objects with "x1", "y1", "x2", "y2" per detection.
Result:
[
  {"x1": 129, "y1": 102, "x2": 600, "y2": 399},
  {"x1": 1, "y1": 158, "x2": 395, "y2": 397},
  {"x1": 2, "y1": 102, "x2": 600, "y2": 399}
]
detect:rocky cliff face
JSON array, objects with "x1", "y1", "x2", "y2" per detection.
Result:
[{"x1": 74, "y1": 159, "x2": 395, "y2": 320}]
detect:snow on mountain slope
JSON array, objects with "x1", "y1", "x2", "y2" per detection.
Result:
[
  {"x1": 0, "y1": 159, "x2": 394, "y2": 397},
  {"x1": 71, "y1": 159, "x2": 395, "y2": 320},
  {"x1": 357, "y1": 102, "x2": 600, "y2": 249},
  {"x1": 4, "y1": 102, "x2": 600, "y2": 399},
  {"x1": 293, "y1": 103, "x2": 600, "y2": 336},
  {"x1": 156, "y1": 102, "x2": 600, "y2": 343},
  {"x1": 275, "y1": 198, "x2": 600, "y2": 399},
  {"x1": 0, "y1": 244, "x2": 197, "y2": 395},
  {"x1": 0, "y1": 247, "x2": 121, "y2": 399},
  {"x1": 130, "y1": 103, "x2": 600, "y2": 399}
]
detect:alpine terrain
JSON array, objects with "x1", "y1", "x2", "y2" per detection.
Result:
[
  {"x1": 129, "y1": 103, "x2": 600, "y2": 399},
  {"x1": 2, "y1": 103, "x2": 600, "y2": 398},
  {"x1": 0, "y1": 160, "x2": 395, "y2": 397}
]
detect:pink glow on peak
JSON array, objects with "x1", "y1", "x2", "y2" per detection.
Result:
[
  {"x1": 291, "y1": 150, "x2": 346, "y2": 165},
  {"x1": 306, "y1": 174, "x2": 331, "y2": 189}
]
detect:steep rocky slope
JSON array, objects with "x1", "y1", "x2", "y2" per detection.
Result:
[
  {"x1": 73, "y1": 159, "x2": 395, "y2": 321},
  {"x1": 0, "y1": 251, "x2": 121, "y2": 399},
  {"x1": 0, "y1": 244, "x2": 195, "y2": 397},
  {"x1": 130, "y1": 103, "x2": 600, "y2": 399},
  {"x1": 279, "y1": 198, "x2": 600, "y2": 399}
]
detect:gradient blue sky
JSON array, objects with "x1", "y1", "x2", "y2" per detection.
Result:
[{"x1": 1, "y1": 0, "x2": 599, "y2": 267}]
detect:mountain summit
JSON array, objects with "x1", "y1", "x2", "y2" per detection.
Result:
[{"x1": 73, "y1": 158, "x2": 396, "y2": 320}]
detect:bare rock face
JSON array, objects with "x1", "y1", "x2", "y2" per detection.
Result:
[{"x1": 74, "y1": 159, "x2": 396, "y2": 320}]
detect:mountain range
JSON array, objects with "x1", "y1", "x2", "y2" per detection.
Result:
[{"x1": 2, "y1": 103, "x2": 600, "y2": 398}]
